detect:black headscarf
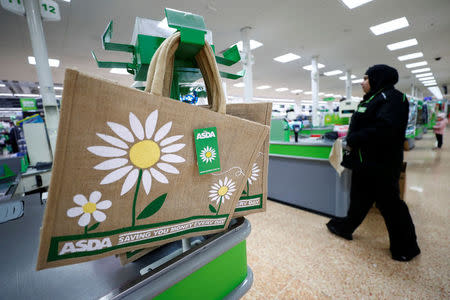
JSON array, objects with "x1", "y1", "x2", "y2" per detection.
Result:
[{"x1": 364, "y1": 64, "x2": 399, "y2": 100}]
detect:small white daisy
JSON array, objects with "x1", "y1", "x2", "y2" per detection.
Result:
[
  {"x1": 67, "y1": 191, "x2": 112, "y2": 227},
  {"x1": 208, "y1": 177, "x2": 236, "y2": 205},
  {"x1": 200, "y1": 146, "x2": 216, "y2": 163},
  {"x1": 247, "y1": 163, "x2": 260, "y2": 185},
  {"x1": 87, "y1": 110, "x2": 185, "y2": 196}
]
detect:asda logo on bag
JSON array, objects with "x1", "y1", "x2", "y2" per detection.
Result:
[
  {"x1": 59, "y1": 238, "x2": 112, "y2": 255},
  {"x1": 193, "y1": 127, "x2": 221, "y2": 175},
  {"x1": 196, "y1": 130, "x2": 216, "y2": 140}
]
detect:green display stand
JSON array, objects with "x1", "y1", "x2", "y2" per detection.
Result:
[
  {"x1": 0, "y1": 164, "x2": 15, "y2": 180},
  {"x1": 270, "y1": 119, "x2": 290, "y2": 142}
]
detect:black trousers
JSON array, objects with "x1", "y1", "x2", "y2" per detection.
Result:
[
  {"x1": 436, "y1": 134, "x2": 443, "y2": 148},
  {"x1": 338, "y1": 168, "x2": 419, "y2": 255}
]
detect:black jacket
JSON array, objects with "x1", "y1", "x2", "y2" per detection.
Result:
[{"x1": 345, "y1": 65, "x2": 409, "y2": 173}]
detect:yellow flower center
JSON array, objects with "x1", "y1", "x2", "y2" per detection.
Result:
[
  {"x1": 218, "y1": 186, "x2": 228, "y2": 196},
  {"x1": 206, "y1": 151, "x2": 212, "y2": 158},
  {"x1": 83, "y1": 202, "x2": 96, "y2": 214},
  {"x1": 130, "y1": 140, "x2": 160, "y2": 169}
]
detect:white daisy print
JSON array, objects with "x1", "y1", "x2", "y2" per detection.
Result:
[
  {"x1": 209, "y1": 177, "x2": 236, "y2": 205},
  {"x1": 247, "y1": 163, "x2": 260, "y2": 185},
  {"x1": 67, "y1": 191, "x2": 112, "y2": 227},
  {"x1": 200, "y1": 146, "x2": 216, "y2": 163},
  {"x1": 87, "y1": 110, "x2": 185, "y2": 196}
]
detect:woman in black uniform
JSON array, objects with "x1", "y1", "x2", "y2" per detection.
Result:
[{"x1": 327, "y1": 64, "x2": 421, "y2": 262}]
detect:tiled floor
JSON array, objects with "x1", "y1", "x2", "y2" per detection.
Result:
[{"x1": 243, "y1": 130, "x2": 450, "y2": 299}]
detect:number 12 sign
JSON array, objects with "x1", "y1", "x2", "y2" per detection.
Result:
[{"x1": 1, "y1": 0, "x2": 60, "y2": 21}]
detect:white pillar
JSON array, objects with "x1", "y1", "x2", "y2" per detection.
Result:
[
  {"x1": 411, "y1": 83, "x2": 415, "y2": 98},
  {"x1": 311, "y1": 56, "x2": 319, "y2": 127},
  {"x1": 240, "y1": 27, "x2": 253, "y2": 102},
  {"x1": 345, "y1": 70, "x2": 352, "y2": 101},
  {"x1": 24, "y1": 0, "x2": 59, "y2": 157}
]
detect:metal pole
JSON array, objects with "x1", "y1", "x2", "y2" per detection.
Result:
[
  {"x1": 345, "y1": 70, "x2": 352, "y2": 101},
  {"x1": 311, "y1": 56, "x2": 319, "y2": 127},
  {"x1": 24, "y1": 0, "x2": 59, "y2": 157},
  {"x1": 240, "y1": 27, "x2": 253, "y2": 102}
]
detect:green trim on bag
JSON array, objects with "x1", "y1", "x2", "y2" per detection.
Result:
[
  {"x1": 47, "y1": 214, "x2": 229, "y2": 262},
  {"x1": 234, "y1": 194, "x2": 263, "y2": 212}
]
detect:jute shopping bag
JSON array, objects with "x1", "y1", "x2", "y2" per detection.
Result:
[
  {"x1": 36, "y1": 33, "x2": 269, "y2": 270},
  {"x1": 116, "y1": 34, "x2": 272, "y2": 264},
  {"x1": 226, "y1": 103, "x2": 271, "y2": 217}
]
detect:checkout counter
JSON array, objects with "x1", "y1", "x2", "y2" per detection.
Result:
[{"x1": 268, "y1": 129, "x2": 351, "y2": 217}]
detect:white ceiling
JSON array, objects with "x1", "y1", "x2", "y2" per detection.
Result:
[{"x1": 1, "y1": 0, "x2": 449, "y2": 100}]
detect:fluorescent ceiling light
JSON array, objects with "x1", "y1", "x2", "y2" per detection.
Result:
[
  {"x1": 324, "y1": 70, "x2": 343, "y2": 76},
  {"x1": 427, "y1": 86, "x2": 443, "y2": 99},
  {"x1": 387, "y1": 38, "x2": 418, "y2": 51},
  {"x1": 273, "y1": 53, "x2": 301, "y2": 63},
  {"x1": 0, "y1": 93, "x2": 13, "y2": 96},
  {"x1": 0, "y1": 84, "x2": 5, "y2": 87},
  {"x1": 419, "y1": 77, "x2": 435, "y2": 81},
  {"x1": 28, "y1": 56, "x2": 60, "y2": 67},
  {"x1": 339, "y1": 75, "x2": 356, "y2": 80},
  {"x1": 275, "y1": 88, "x2": 289, "y2": 92},
  {"x1": 54, "y1": 86, "x2": 63, "y2": 90},
  {"x1": 302, "y1": 63, "x2": 325, "y2": 71},
  {"x1": 252, "y1": 97, "x2": 295, "y2": 103},
  {"x1": 233, "y1": 82, "x2": 245, "y2": 88},
  {"x1": 352, "y1": 79, "x2": 364, "y2": 84},
  {"x1": 398, "y1": 52, "x2": 423, "y2": 61},
  {"x1": 232, "y1": 40, "x2": 263, "y2": 52},
  {"x1": 422, "y1": 80, "x2": 437, "y2": 85},
  {"x1": 411, "y1": 67, "x2": 430, "y2": 74},
  {"x1": 290, "y1": 89, "x2": 303, "y2": 93},
  {"x1": 304, "y1": 91, "x2": 312, "y2": 95},
  {"x1": 62, "y1": 0, "x2": 70, "y2": 2},
  {"x1": 325, "y1": 93, "x2": 334, "y2": 97},
  {"x1": 340, "y1": 0, "x2": 374, "y2": 9},
  {"x1": 334, "y1": 94, "x2": 342, "y2": 98},
  {"x1": 256, "y1": 85, "x2": 271, "y2": 90},
  {"x1": 110, "y1": 68, "x2": 129, "y2": 75},
  {"x1": 424, "y1": 83, "x2": 438, "y2": 87},
  {"x1": 318, "y1": 92, "x2": 325, "y2": 96},
  {"x1": 406, "y1": 61, "x2": 427, "y2": 68},
  {"x1": 370, "y1": 17, "x2": 409, "y2": 36},
  {"x1": 416, "y1": 72, "x2": 433, "y2": 78},
  {"x1": 14, "y1": 93, "x2": 41, "y2": 97}
]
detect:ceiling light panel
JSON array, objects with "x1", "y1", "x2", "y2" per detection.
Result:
[
  {"x1": 290, "y1": 89, "x2": 303, "y2": 93},
  {"x1": 304, "y1": 91, "x2": 312, "y2": 95},
  {"x1": 325, "y1": 94, "x2": 334, "y2": 97},
  {"x1": 422, "y1": 80, "x2": 437, "y2": 85},
  {"x1": 110, "y1": 68, "x2": 129, "y2": 75},
  {"x1": 302, "y1": 64, "x2": 325, "y2": 71},
  {"x1": 275, "y1": 88, "x2": 289, "y2": 92},
  {"x1": 340, "y1": 0, "x2": 374, "y2": 9},
  {"x1": 233, "y1": 82, "x2": 245, "y2": 87},
  {"x1": 352, "y1": 79, "x2": 364, "y2": 84},
  {"x1": 273, "y1": 53, "x2": 301, "y2": 63},
  {"x1": 428, "y1": 86, "x2": 443, "y2": 99},
  {"x1": 370, "y1": 17, "x2": 409, "y2": 35},
  {"x1": 232, "y1": 40, "x2": 263, "y2": 52},
  {"x1": 28, "y1": 56, "x2": 60, "y2": 67},
  {"x1": 405, "y1": 61, "x2": 427, "y2": 68},
  {"x1": 411, "y1": 67, "x2": 430, "y2": 74},
  {"x1": 0, "y1": 84, "x2": 5, "y2": 87},
  {"x1": 397, "y1": 52, "x2": 423, "y2": 61},
  {"x1": 424, "y1": 83, "x2": 437, "y2": 87},
  {"x1": 419, "y1": 76, "x2": 435, "y2": 81},
  {"x1": 324, "y1": 70, "x2": 343, "y2": 76},
  {"x1": 339, "y1": 75, "x2": 356, "y2": 80},
  {"x1": 256, "y1": 85, "x2": 271, "y2": 90},
  {"x1": 416, "y1": 72, "x2": 433, "y2": 78},
  {"x1": 387, "y1": 38, "x2": 418, "y2": 51}
]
